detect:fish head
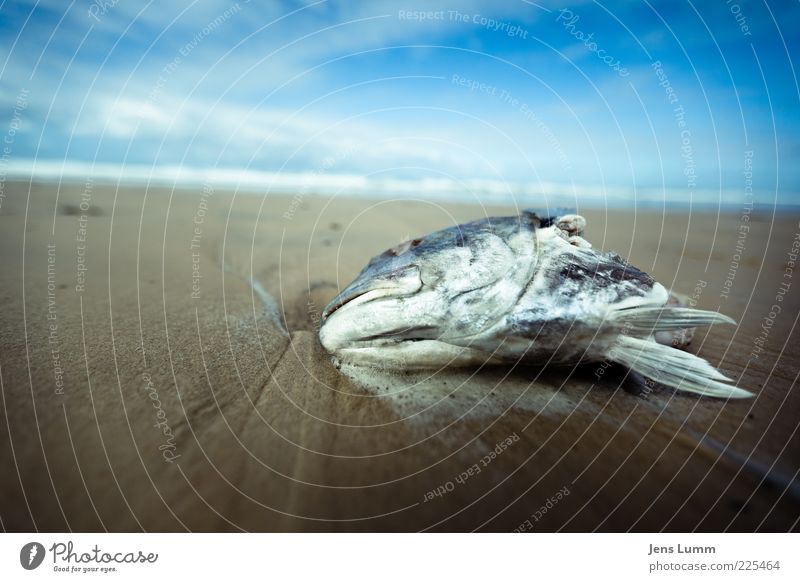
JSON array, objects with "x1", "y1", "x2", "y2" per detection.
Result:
[{"x1": 319, "y1": 214, "x2": 541, "y2": 362}]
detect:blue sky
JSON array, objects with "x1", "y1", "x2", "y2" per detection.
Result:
[{"x1": 1, "y1": 0, "x2": 798, "y2": 205}]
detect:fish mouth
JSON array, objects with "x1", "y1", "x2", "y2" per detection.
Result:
[{"x1": 321, "y1": 265, "x2": 422, "y2": 322}]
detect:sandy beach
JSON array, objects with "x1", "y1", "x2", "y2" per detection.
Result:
[{"x1": 0, "y1": 179, "x2": 798, "y2": 532}]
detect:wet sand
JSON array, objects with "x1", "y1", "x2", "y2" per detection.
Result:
[{"x1": 0, "y1": 180, "x2": 798, "y2": 532}]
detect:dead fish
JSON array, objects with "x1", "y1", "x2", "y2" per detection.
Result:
[{"x1": 319, "y1": 210, "x2": 751, "y2": 399}]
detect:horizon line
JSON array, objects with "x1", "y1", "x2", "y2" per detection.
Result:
[{"x1": 1, "y1": 159, "x2": 793, "y2": 208}]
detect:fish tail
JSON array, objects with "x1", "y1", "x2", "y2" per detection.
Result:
[
  {"x1": 609, "y1": 306, "x2": 736, "y2": 333},
  {"x1": 606, "y1": 336, "x2": 752, "y2": 399}
]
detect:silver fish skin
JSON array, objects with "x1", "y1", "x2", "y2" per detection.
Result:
[{"x1": 319, "y1": 211, "x2": 751, "y2": 399}]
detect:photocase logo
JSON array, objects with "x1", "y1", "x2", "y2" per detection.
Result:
[{"x1": 19, "y1": 542, "x2": 46, "y2": 570}]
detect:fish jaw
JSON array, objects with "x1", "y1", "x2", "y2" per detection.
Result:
[
  {"x1": 326, "y1": 340, "x2": 507, "y2": 369},
  {"x1": 319, "y1": 263, "x2": 435, "y2": 352},
  {"x1": 321, "y1": 264, "x2": 423, "y2": 322}
]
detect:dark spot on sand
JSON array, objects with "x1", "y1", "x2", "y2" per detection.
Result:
[
  {"x1": 329, "y1": 222, "x2": 341, "y2": 231},
  {"x1": 322, "y1": 239, "x2": 332, "y2": 247},
  {"x1": 59, "y1": 204, "x2": 103, "y2": 216},
  {"x1": 59, "y1": 204, "x2": 79, "y2": 215},
  {"x1": 309, "y1": 281, "x2": 337, "y2": 291}
]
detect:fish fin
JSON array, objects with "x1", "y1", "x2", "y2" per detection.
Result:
[
  {"x1": 607, "y1": 336, "x2": 752, "y2": 399},
  {"x1": 610, "y1": 306, "x2": 736, "y2": 333}
]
